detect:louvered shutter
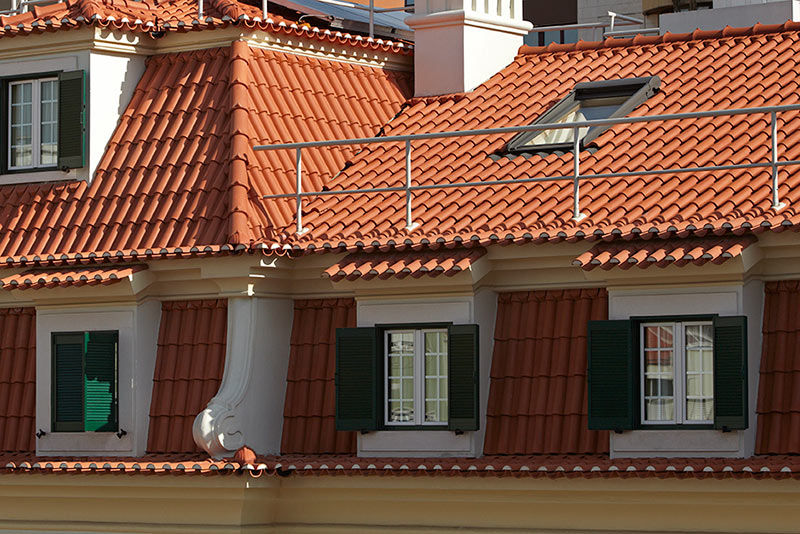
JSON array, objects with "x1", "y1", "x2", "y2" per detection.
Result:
[
  {"x1": 447, "y1": 324, "x2": 479, "y2": 432},
  {"x1": 587, "y1": 320, "x2": 636, "y2": 430},
  {"x1": 713, "y1": 316, "x2": 748, "y2": 431},
  {"x1": 52, "y1": 333, "x2": 85, "y2": 432},
  {"x1": 57, "y1": 70, "x2": 86, "y2": 169},
  {"x1": 83, "y1": 331, "x2": 118, "y2": 432},
  {"x1": 336, "y1": 328, "x2": 379, "y2": 431}
]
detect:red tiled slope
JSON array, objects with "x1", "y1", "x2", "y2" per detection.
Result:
[
  {"x1": 282, "y1": 298, "x2": 356, "y2": 454},
  {"x1": 756, "y1": 281, "x2": 800, "y2": 454},
  {"x1": 0, "y1": 265, "x2": 146, "y2": 290},
  {"x1": 0, "y1": 308, "x2": 36, "y2": 453},
  {"x1": 0, "y1": 0, "x2": 411, "y2": 53},
  {"x1": 485, "y1": 289, "x2": 609, "y2": 455},
  {"x1": 573, "y1": 235, "x2": 756, "y2": 270},
  {"x1": 147, "y1": 300, "x2": 227, "y2": 454},
  {"x1": 0, "y1": 43, "x2": 410, "y2": 265},
  {"x1": 324, "y1": 248, "x2": 486, "y2": 281},
  {"x1": 282, "y1": 23, "x2": 800, "y2": 252}
]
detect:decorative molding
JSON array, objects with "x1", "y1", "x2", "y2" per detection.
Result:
[{"x1": 193, "y1": 296, "x2": 256, "y2": 458}]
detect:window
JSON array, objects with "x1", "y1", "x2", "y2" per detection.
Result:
[
  {"x1": 336, "y1": 324, "x2": 479, "y2": 432},
  {"x1": 507, "y1": 76, "x2": 661, "y2": 152},
  {"x1": 8, "y1": 78, "x2": 58, "y2": 170},
  {"x1": 385, "y1": 329, "x2": 448, "y2": 426},
  {"x1": 640, "y1": 322, "x2": 713, "y2": 425},
  {"x1": 1, "y1": 70, "x2": 86, "y2": 173},
  {"x1": 587, "y1": 316, "x2": 748, "y2": 432},
  {"x1": 52, "y1": 331, "x2": 118, "y2": 433}
]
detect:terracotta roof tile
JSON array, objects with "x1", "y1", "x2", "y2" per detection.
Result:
[
  {"x1": 484, "y1": 289, "x2": 609, "y2": 455},
  {"x1": 0, "y1": 43, "x2": 410, "y2": 265},
  {"x1": 756, "y1": 281, "x2": 800, "y2": 454},
  {"x1": 573, "y1": 235, "x2": 756, "y2": 270},
  {"x1": 324, "y1": 248, "x2": 486, "y2": 281},
  {"x1": 147, "y1": 299, "x2": 227, "y2": 454},
  {"x1": 0, "y1": 308, "x2": 36, "y2": 453},
  {"x1": 4, "y1": 453, "x2": 800, "y2": 479},
  {"x1": 0, "y1": 0, "x2": 412, "y2": 52},
  {"x1": 277, "y1": 24, "x2": 800, "y2": 253},
  {"x1": 0, "y1": 265, "x2": 146, "y2": 290},
  {"x1": 281, "y1": 298, "x2": 356, "y2": 454}
]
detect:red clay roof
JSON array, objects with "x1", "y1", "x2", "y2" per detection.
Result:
[
  {"x1": 0, "y1": 265, "x2": 146, "y2": 290},
  {"x1": 485, "y1": 289, "x2": 609, "y2": 455},
  {"x1": 278, "y1": 23, "x2": 800, "y2": 253},
  {"x1": 324, "y1": 248, "x2": 486, "y2": 281},
  {"x1": 573, "y1": 235, "x2": 756, "y2": 270},
  {"x1": 0, "y1": 308, "x2": 36, "y2": 453},
  {"x1": 0, "y1": 43, "x2": 410, "y2": 266},
  {"x1": 756, "y1": 281, "x2": 800, "y2": 454},
  {"x1": 282, "y1": 298, "x2": 357, "y2": 454},
  {"x1": 0, "y1": 0, "x2": 410, "y2": 51},
  {"x1": 147, "y1": 300, "x2": 227, "y2": 454},
  {"x1": 5, "y1": 453, "x2": 800, "y2": 479}
]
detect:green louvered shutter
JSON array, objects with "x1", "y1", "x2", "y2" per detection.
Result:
[
  {"x1": 336, "y1": 328, "x2": 379, "y2": 431},
  {"x1": 447, "y1": 324, "x2": 479, "y2": 432},
  {"x1": 58, "y1": 70, "x2": 86, "y2": 169},
  {"x1": 587, "y1": 320, "x2": 636, "y2": 431},
  {"x1": 53, "y1": 333, "x2": 85, "y2": 432},
  {"x1": 713, "y1": 316, "x2": 748, "y2": 431},
  {"x1": 84, "y1": 331, "x2": 118, "y2": 432}
]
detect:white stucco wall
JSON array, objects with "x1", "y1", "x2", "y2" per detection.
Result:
[
  {"x1": 356, "y1": 292, "x2": 497, "y2": 457},
  {"x1": 35, "y1": 301, "x2": 161, "y2": 456},
  {"x1": 608, "y1": 284, "x2": 763, "y2": 458}
]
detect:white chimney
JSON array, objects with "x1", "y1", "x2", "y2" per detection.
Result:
[{"x1": 406, "y1": 0, "x2": 532, "y2": 97}]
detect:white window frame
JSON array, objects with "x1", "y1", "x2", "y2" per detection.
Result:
[
  {"x1": 384, "y1": 328, "x2": 448, "y2": 427},
  {"x1": 640, "y1": 321, "x2": 714, "y2": 426},
  {"x1": 7, "y1": 77, "x2": 58, "y2": 171}
]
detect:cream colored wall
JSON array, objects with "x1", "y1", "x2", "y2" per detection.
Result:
[{"x1": 1, "y1": 473, "x2": 800, "y2": 533}]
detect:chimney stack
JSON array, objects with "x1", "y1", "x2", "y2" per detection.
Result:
[{"x1": 406, "y1": 0, "x2": 532, "y2": 97}]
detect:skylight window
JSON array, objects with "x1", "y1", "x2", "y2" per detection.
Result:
[{"x1": 508, "y1": 76, "x2": 661, "y2": 152}]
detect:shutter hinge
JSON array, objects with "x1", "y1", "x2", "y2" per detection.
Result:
[
  {"x1": 36, "y1": 429, "x2": 47, "y2": 438},
  {"x1": 116, "y1": 429, "x2": 128, "y2": 439}
]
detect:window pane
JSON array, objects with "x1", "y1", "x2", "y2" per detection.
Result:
[
  {"x1": 40, "y1": 80, "x2": 58, "y2": 167},
  {"x1": 423, "y1": 331, "x2": 448, "y2": 423},
  {"x1": 685, "y1": 323, "x2": 714, "y2": 422},
  {"x1": 387, "y1": 331, "x2": 415, "y2": 423},
  {"x1": 643, "y1": 324, "x2": 675, "y2": 422},
  {"x1": 10, "y1": 82, "x2": 34, "y2": 168}
]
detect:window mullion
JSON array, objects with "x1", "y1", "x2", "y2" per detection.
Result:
[
  {"x1": 415, "y1": 330, "x2": 423, "y2": 426},
  {"x1": 675, "y1": 322, "x2": 684, "y2": 425},
  {"x1": 32, "y1": 80, "x2": 41, "y2": 169}
]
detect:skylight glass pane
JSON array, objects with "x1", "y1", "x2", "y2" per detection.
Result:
[{"x1": 523, "y1": 95, "x2": 628, "y2": 147}]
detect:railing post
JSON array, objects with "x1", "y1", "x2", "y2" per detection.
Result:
[
  {"x1": 369, "y1": 0, "x2": 374, "y2": 38},
  {"x1": 405, "y1": 140, "x2": 417, "y2": 230},
  {"x1": 572, "y1": 127, "x2": 585, "y2": 221},
  {"x1": 295, "y1": 148, "x2": 306, "y2": 234},
  {"x1": 262, "y1": 0, "x2": 268, "y2": 20},
  {"x1": 198, "y1": 0, "x2": 203, "y2": 18},
  {"x1": 771, "y1": 111, "x2": 786, "y2": 211}
]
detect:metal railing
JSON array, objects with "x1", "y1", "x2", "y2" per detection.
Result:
[
  {"x1": 0, "y1": 0, "x2": 55, "y2": 15},
  {"x1": 529, "y1": 11, "x2": 647, "y2": 45},
  {"x1": 255, "y1": 104, "x2": 800, "y2": 235}
]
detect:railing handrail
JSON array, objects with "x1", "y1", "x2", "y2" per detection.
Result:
[
  {"x1": 254, "y1": 104, "x2": 798, "y2": 235},
  {"x1": 254, "y1": 103, "x2": 800, "y2": 151}
]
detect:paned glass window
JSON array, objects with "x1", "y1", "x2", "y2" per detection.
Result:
[
  {"x1": 385, "y1": 329, "x2": 448, "y2": 426},
  {"x1": 8, "y1": 78, "x2": 58, "y2": 170},
  {"x1": 640, "y1": 321, "x2": 714, "y2": 425}
]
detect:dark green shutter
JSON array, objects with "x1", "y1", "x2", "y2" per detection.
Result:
[
  {"x1": 336, "y1": 328, "x2": 379, "y2": 431},
  {"x1": 447, "y1": 324, "x2": 479, "y2": 432},
  {"x1": 53, "y1": 334, "x2": 85, "y2": 432},
  {"x1": 84, "y1": 331, "x2": 118, "y2": 432},
  {"x1": 713, "y1": 316, "x2": 748, "y2": 430},
  {"x1": 58, "y1": 70, "x2": 86, "y2": 169},
  {"x1": 587, "y1": 320, "x2": 636, "y2": 430}
]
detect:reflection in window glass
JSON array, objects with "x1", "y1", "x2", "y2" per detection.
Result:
[
  {"x1": 387, "y1": 331, "x2": 415, "y2": 423},
  {"x1": 424, "y1": 331, "x2": 448, "y2": 423},
  {"x1": 685, "y1": 324, "x2": 714, "y2": 421},
  {"x1": 40, "y1": 80, "x2": 58, "y2": 167},
  {"x1": 523, "y1": 95, "x2": 627, "y2": 147},
  {"x1": 10, "y1": 81, "x2": 33, "y2": 168},
  {"x1": 643, "y1": 325, "x2": 675, "y2": 422}
]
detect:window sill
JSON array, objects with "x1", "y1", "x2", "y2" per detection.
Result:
[
  {"x1": 37, "y1": 431, "x2": 134, "y2": 456},
  {"x1": 610, "y1": 429, "x2": 744, "y2": 458},
  {"x1": 0, "y1": 168, "x2": 77, "y2": 185},
  {"x1": 358, "y1": 430, "x2": 476, "y2": 457}
]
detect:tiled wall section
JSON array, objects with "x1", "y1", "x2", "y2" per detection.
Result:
[
  {"x1": 484, "y1": 289, "x2": 610, "y2": 454},
  {"x1": 147, "y1": 300, "x2": 227, "y2": 454},
  {"x1": 0, "y1": 308, "x2": 36, "y2": 453},
  {"x1": 756, "y1": 281, "x2": 800, "y2": 454},
  {"x1": 282, "y1": 298, "x2": 357, "y2": 454}
]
